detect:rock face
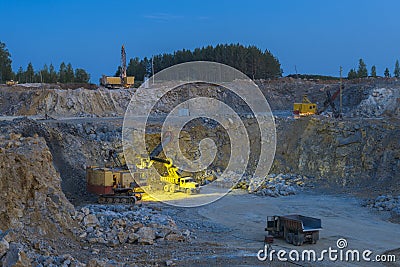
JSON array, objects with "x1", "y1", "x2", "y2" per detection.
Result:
[
  {"x1": 0, "y1": 134, "x2": 76, "y2": 237},
  {"x1": 257, "y1": 77, "x2": 400, "y2": 116},
  {"x1": 0, "y1": 118, "x2": 124, "y2": 204},
  {"x1": 272, "y1": 117, "x2": 400, "y2": 194},
  {"x1": 0, "y1": 86, "x2": 134, "y2": 117},
  {"x1": 2, "y1": 78, "x2": 399, "y2": 118}
]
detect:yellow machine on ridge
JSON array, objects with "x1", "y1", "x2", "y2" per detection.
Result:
[
  {"x1": 293, "y1": 95, "x2": 317, "y2": 117},
  {"x1": 100, "y1": 45, "x2": 134, "y2": 88},
  {"x1": 6, "y1": 80, "x2": 18, "y2": 86},
  {"x1": 294, "y1": 88, "x2": 342, "y2": 118}
]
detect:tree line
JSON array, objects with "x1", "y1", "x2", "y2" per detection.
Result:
[
  {"x1": 348, "y1": 58, "x2": 400, "y2": 79},
  {"x1": 118, "y1": 44, "x2": 283, "y2": 81},
  {"x1": 0, "y1": 41, "x2": 90, "y2": 84}
]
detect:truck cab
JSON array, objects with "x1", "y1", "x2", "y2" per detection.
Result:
[
  {"x1": 179, "y1": 177, "x2": 200, "y2": 194},
  {"x1": 180, "y1": 177, "x2": 195, "y2": 187}
]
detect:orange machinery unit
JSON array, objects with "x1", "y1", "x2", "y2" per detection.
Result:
[{"x1": 86, "y1": 166, "x2": 143, "y2": 203}]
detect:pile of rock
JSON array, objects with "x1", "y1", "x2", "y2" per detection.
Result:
[
  {"x1": 70, "y1": 122, "x2": 122, "y2": 143},
  {"x1": 0, "y1": 230, "x2": 85, "y2": 267},
  {"x1": 211, "y1": 171, "x2": 241, "y2": 188},
  {"x1": 248, "y1": 173, "x2": 311, "y2": 197},
  {"x1": 29, "y1": 252, "x2": 84, "y2": 267},
  {"x1": 363, "y1": 195, "x2": 400, "y2": 214},
  {"x1": 352, "y1": 87, "x2": 400, "y2": 117},
  {"x1": 74, "y1": 204, "x2": 189, "y2": 246}
]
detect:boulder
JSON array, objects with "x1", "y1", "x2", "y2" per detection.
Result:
[
  {"x1": 1, "y1": 243, "x2": 32, "y2": 267},
  {"x1": 165, "y1": 232, "x2": 185, "y2": 242},
  {"x1": 128, "y1": 233, "x2": 139, "y2": 244},
  {"x1": 0, "y1": 238, "x2": 9, "y2": 258},
  {"x1": 87, "y1": 258, "x2": 107, "y2": 267},
  {"x1": 136, "y1": 227, "x2": 156, "y2": 245},
  {"x1": 83, "y1": 214, "x2": 100, "y2": 227},
  {"x1": 117, "y1": 231, "x2": 128, "y2": 244}
]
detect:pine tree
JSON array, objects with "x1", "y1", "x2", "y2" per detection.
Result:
[
  {"x1": 347, "y1": 68, "x2": 357, "y2": 79},
  {"x1": 66, "y1": 63, "x2": 74, "y2": 83},
  {"x1": 384, "y1": 68, "x2": 390, "y2": 78},
  {"x1": 59, "y1": 62, "x2": 67, "y2": 83},
  {"x1": 0, "y1": 42, "x2": 13, "y2": 82},
  {"x1": 394, "y1": 60, "x2": 400, "y2": 78},
  {"x1": 357, "y1": 59, "x2": 368, "y2": 78},
  {"x1": 16, "y1": 66, "x2": 24, "y2": 83},
  {"x1": 123, "y1": 43, "x2": 282, "y2": 81},
  {"x1": 49, "y1": 64, "x2": 58, "y2": 83},
  {"x1": 26, "y1": 62, "x2": 34, "y2": 83},
  {"x1": 74, "y1": 68, "x2": 90, "y2": 83},
  {"x1": 370, "y1": 65, "x2": 377, "y2": 77},
  {"x1": 40, "y1": 64, "x2": 50, "y2": 83}
]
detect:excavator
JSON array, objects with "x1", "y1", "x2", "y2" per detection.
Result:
[
  {"x1": 87, "y1": 131, "x2": 201, "y2": 203},
  {"x1": 136, "y1": 133, "x2": 200, "y2": 195},
  {"x1": 293, "y1": 87, "x2": 342, "y2": 118},
  {"x1": 86, "y1": 149, "x2": 144, "y2": 204}
]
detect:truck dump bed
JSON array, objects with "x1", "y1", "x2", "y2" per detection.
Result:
[{"x1": 281, "y1": 215, "x2": 322, "y2": 232}]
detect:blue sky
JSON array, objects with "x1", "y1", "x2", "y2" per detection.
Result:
[{"x1": 1, "y1": 0, "x2": 399, "y2": 83}]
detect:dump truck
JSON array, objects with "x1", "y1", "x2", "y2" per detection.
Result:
[
  {"x1": 266, "y1": 215, "x2": 322, "y2": 246},
  {"x1": 161, "y1": 176, "x2": 200, "y2": 194},
  {"x1": 293, "y1": 95, "x2": 317, "y2": 117}
]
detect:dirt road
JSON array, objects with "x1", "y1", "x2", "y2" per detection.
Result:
[{"x1": 154, "y1": 190, "x2": 399, "y2": 266}]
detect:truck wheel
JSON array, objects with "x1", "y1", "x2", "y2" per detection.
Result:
[
  {"x1": 293, "y1": 235, "x2": 299, "y2": 246},
  {"x1": 312, "y1": 232, "x2": 319, "y2": 244},
  {"x1": 286, "y1": 233, "x2": 294, "y2": 244},
  {"x1": 164, "y1": 185, "x2": 170, "y2": 192},
  {"x1": 298, "y1": 235, "x2": 304, "y2": 246},
  {"x1": 293, "y1": 234, "x2": 304, "y2": 246},
  {"x1": 169, "y1": 185, "x2": 176, "y2": 193}
]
